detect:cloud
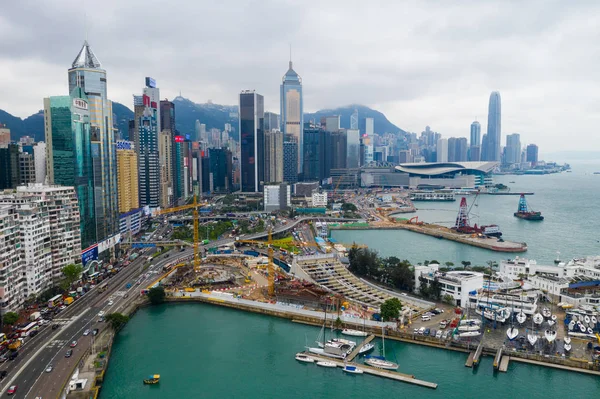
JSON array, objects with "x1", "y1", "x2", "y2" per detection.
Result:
[{"x1": 0, "y1": 0, "x2": 598, "y2": 152}]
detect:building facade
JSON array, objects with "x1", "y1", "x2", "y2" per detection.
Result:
[
  {"x1": 526, "y1": 144, "x2": 539, "y2": 166},
  {"x1": 280, "y1": 61, "x2": 303, "y2": 172},
  {"x1": 436, "y1": 138, "x2": 448, "y2": 162},
  {"x1": 0, "y1": 125, "x2": 10, "y2": 146},
  {"x1": 283, "y1": 140, "x2": 298, "y2": 184},
  {"x1": 0, "y1": 205, "x2": 25, "y2": 314},
  {"x1": 0, "y1": 144, "x2": 20, "y2": 189},
  {"x1": 504, "y1": 133, "x2": 521, "y2": 166},
  {"x1": 264, "y1": 183, "x2": 291, "y2": 212},
  {"x1": 208, "y1": 148, "x2": 233, "y2": 193},
  {"x1": 264, "y1": 130, "x2": 283, "y2": 183},
  {"x1": 116, "y1": 140, "x2": 139, "y2": 213},
  {"x1": 240, "y1": 91, "x2": 264, "y2": 192},
  {"x1": 158, "y1": 131, "x2": 173, "y2": 207}
]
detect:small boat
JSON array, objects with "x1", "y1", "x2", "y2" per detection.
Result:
[
  {"x1": 572, "y1": 315, "x2": 578, "y2": 323},
  {"x1": 516, "y1": 312, "x2": 527, "y2": 324},
  {"x1": 568, "y1": 320, "x2": 575, "y2": 331},
  {"x1": 592, "y1": 316, "x2": 598, "y2": 324},
  {"x1": 551, "y1": 314, "x2": 557, "y2": 322},
  {"x1": 545, "y1": 330, "x2": 557, "y2": 343},
  {"x1": 460, "y1": 319, "x2": 481, "y2": 326},
  {"x1": 316, "y1": 361, "x2": 337, "y2": 368},
  {"x1": 365, "y1": 356, "x2": 399, "y2": 370},
  {"x1": 547, "y1": 319, "x2": 555, "y2": 327},
  {"x1": 533, "y1": 313, "x2": 544, "y2": 325},
  {"x1": 295, "y1": 353, "x2": 315, "y2": 363},
  {"x1": 506, "y1": 327, "x2": 519, "y2": 341},
  {"x1": 579, "y1": 323, "x2": 586, "y2": 333},
  {"x1": 514, "y1": 194, "x2": 544, "y2": 220},
  {"x1": 542, "y1": 308, "x2": 551, "y2": 318},
  {"x1": 143, "y1": 374, "x2": 160, "y2": 385},
  {"x1": 584, "y1": 315, "x2": 591, "y2": 324},
  {"x1": 459, "y1": 331, "x2": 481, "y2": 338},
  {"x1": 564, "y1": 343, "x2": 572, "y2": 352},
  {"x1": 342, "y1": 365, "x2": 363, "y2": 374},
  {"x1": 358, "y1": 343, "x2": 375, "y2": 354},
  {"x1": 509, "y1": 181, "x2": 516, "y2": 183},
  {"x1": 527, "y1": 333, "x2": 538, "y2": 346},
  {"x1": 587, "y1": 327, "x2": 594, "y2": 335},
  {"x1": 564, "y1": 336, "x2": 571, "y2": 345},
  {"x1": 458, "y1": 325, "x2": 480, "y2": 332},
  {"x1": 341, "y1": 329, "x2": 368, "y2": 337},
  {"x1": 317, "y1": 338, "x2": 357, "y2": 349}
]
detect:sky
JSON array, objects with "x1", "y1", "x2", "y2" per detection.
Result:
[{"x1": 0, "y1": 0, "x2": 598, "y2": 153}]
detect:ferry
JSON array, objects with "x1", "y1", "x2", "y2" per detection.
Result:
[
  {"x1": 410, "y1": 191, "x2": 455, "y2": 202},
  {"x1": 143, "y1": 374, "x2": 160, "y2": 384}
]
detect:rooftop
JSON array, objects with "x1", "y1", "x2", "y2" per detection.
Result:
[
  {"x1": 71, "y1": 40, "x2": 101, "y2": 69},
  {"x1": 395, "y1": 161, "x2": 498, "y2": 176}
]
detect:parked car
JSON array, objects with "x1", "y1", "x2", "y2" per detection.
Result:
[
  {"x1": 421, "y1": 315, "x2": 431, "y2": 322},
  {"x1": 8, "y1": 352, "x2": 18, "y2": 361},
  {"x1": 442, "y1": 330, "x2": 450, "y2": 340},
  {"x1": 7, "y1": 385, "x2": 17, "y2": 395},
  {"x1": 424, "y1": 328, "x2": 431, "y2": 336},
  {"x1": 430, "y1": 329, "x2": 437, "y2": 337},
  {"x1": 83, "y1": 329, "x2": 90, "y2": 336},
  {"x1": 0, "y1": 370, "x2": 8, "y2": 378},
  {"x1": 439, "y1": 320, "x2": 448, "y2": 329},
  {"x1": 52, "y1": 324, "x2": 60, "y2": 330},
  {"x1": 65, "y1": 349, "x2": 73, "y2": 358},
  {"x1": 418, "y1": 327, "x2": 426, "y2": 335},
  {"x1": 92, "y1": 329, "x2": 99, "y2": 336}
]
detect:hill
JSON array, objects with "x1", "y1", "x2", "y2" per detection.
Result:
[
  {"x1": 171, "y1": 96, "x2": 239, "y2": 139},
  {"x1": 304, "y1": 104, "x2": 406, "y2": 135}
]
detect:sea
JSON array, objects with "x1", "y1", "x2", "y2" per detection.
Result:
[{"x1": 100, "y1": 162, "x2": 600, "y2": 398}]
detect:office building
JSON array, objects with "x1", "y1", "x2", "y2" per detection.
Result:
[
  {"x1": 0, "y1": 124, "x2": 10, "y2": 146},
  {"x1": 264, "y1": 112, "x2": 280, "y2": 132},
  {"x1": 324, "y1": 116, "x2": 340, "y2": 132},
  {"x1": 469, "y1": 121, "x2": 481, "y2": 161},
  {"x1": 485, "y1": 91, "x2": 502, "y2": 162},
  {"x1": 0, "y1": 144, "x2": 20, "y2": 189},
  {"x1": 172, "y1": 135, "x2": 186, "y2": 200},
  {"x1": 329, "y1": 130, "x2": 347, "y2": 171},
  {"x1": 263, "y1": 183, "x2": 291, "y2": 212},
  {"x1": 137, "y1": 85, "x2": 160, "y2": 209},
  {"x1": 208, "y1": 148, "x2": 233, "y2": 192},
  {"x1": 505, "y1": 134, "x2": 521, "y2": 165},
  {"x1": 280, "y1": 59, "x2": 303, "y2": 171},
  {"x1": 448, "y1": 137, "x2": 457, "y2": 162},
  {"x1": 240, "y1": 91, "x2": 264, "y2": 192},
  {"x1": 33, "y1": 142, "x2": 46, "y2": 183},
  {"x1": 414, "y1": 263, "x2": 484, "y2": 306},
  {"x1": 526, "y1": 144, "x2": 539, "y2": 166},
  {"x1": 312, "y1": 192, "x2": 328, "y2": 207},
  {"x1": 44, "y1": 92, "x2": 96, "y2": 248},
  {"x1": 346, "y1": 129, "x2": 360, "y2": 168},
  {"x1": 303, "y1": 124, "x2": 325, "y2": 182},
  {"x1": 364, "y1": 117, "x2": 374, "y2": 135},
  {"x1": 264, "y1": 130, "x2": 283, "y2": 183},
  {"x1": 116, "y1": 140, "x2": 139, "y2": 213},
  {"x1": 350, "y1": 109, "x2": 358, "y2": 130},
  {"x1": 18, "y1": 148, "x2": 36, "y2": 184},
  {"x1": 160, "y1": 99, "x2": 175, "y2": 133},
  {"x1": 68, "y1": 40, "x2": 119, "y2": 245},
  {"x1": 453, "y1": 137, "x2": 468, "y2": 162},
  {"x1": 283, "y1": 140, "x2": 298, "y2": 184},
  {"x1": 158, "y1": 131, "x2": 173, "y2": 207},
  {"x1": 436, "y1": 138, "x2": 448, "y2": 162}
]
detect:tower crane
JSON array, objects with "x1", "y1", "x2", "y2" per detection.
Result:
[
  {"x1": 151, "y1": 195, "x2": 209, "y2": 271},
  {"x1": 235, "y1": 227, "x2": 277, "y2": 296}
]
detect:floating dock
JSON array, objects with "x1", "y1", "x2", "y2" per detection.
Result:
[
  {"x1": 499, "y1": 356, "x2": 510, "y2": 372},
  {"x1": 298, "y1": 353, "x2": 438, "y2": 389},
  {"x1": 346, "y1": 335, "x2": 375, "y2": 362},
  {"x1": 472, "y1": 340, "x2": 484, "y2": 366},
  {"x1": 465, "y1": 352, "x2": 475, "y2": 367},
  {"x1": 493, "y1": 347, "x2": 503, "y2": 370}
]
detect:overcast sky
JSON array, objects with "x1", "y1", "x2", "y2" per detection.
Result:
[{"x1": 1, "y1": 0, "x2": 598, "y2": 153}]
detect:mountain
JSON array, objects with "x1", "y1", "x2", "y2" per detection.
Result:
[
  {"x1": 111, "y1": 102, "x2": 134, "y2": 139},
  {"x1": 0, "y1": 109, "x2": 44, "y2": 142},
  {"x1": 304, "y1": 104, "x2": 406, "y2": 135},
  {"x1": 172, "y1": 96, "x2": 238, "y2": 139}
]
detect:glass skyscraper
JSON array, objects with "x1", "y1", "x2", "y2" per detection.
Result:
[
  {"x1": 68, "y1": 41, "x2": 119, "y2": 244},
  {"x1": 280, "y1": 60, "x2": 303, "y2": 173},
  {"x1": 469, "y1": 121, "x2": 481, "y2": 161},
  {"x1": 239, "y1": 91, "x2": 264, "y2": 192},
  {"x1": 486, "y1": 91, "x2": 501, "y2": 162}
]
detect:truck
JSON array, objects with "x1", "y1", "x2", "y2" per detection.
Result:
[
  {"x1": 201, "y1": 239, "x2": 210, "y2": 245},
  {"x1": 8, "y1": 338, "x2": 23, "y2": 350},
  {"x1": 29, "y1": 312, "x2": 41, "y2": 321},
  {"x1": 63, "y1": 297, "x2": 74, "y2": 306},
  {"x1": 129, "y1": 253, "x2": 139, "y2": 261}
]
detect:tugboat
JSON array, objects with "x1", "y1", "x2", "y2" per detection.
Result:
[
  {"x1": 143, "y1": 374, "x2": 160, "y2": 384},
  {"x1": 514, "y1": 194, "x2": 544, "y2": 221}
]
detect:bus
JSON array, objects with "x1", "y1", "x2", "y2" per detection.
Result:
[
  {"x1": 48, "y1": 294, "x2": 63, "y2": 308},
  {"x1": 20, "y1": 322, "x2": 39, "y2": 337},
  {"x1": 99, "y1": 283, "x2": 108, "y2": 292}
]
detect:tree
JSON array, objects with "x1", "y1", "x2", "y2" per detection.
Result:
[
  {"x1": 461, "y1": 261, "x2": 471, "y2": 269},
  {"x1": 105, "y1": 313, "x2": 130, "y2": 331},
  {"x1": 442, "y1": 294, "x2": 454, "y2": 305},
  {"x1": 148, "y1": 286, "x2": 166, "y2": 305},
  {"x1": 62, "y1": 264, "x2": 83, "y2": 290},
  {"x1": 444, "y1": 262, "x2": 454, "y2": 268},
  {"x1": 3, "y1": 312, "x2": 19, "y2": 325},
  {"x1": 380, "y1": 298, "x2": 403, "y2": 321},
  {"x1": 341, "y1": 203, "x2": 357, "y2": 212}
]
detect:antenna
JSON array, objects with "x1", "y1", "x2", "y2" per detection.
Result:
[
  {"x1": 84, "y1": 0, "x2": 88, "y2": 41},
  {"x1": 289, "y1": 43, "x2": 292, "y2": 69}
]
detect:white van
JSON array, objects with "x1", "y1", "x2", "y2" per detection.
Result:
[{"x1": 421, "y1": 314, "x2": 431, "y2": 322}]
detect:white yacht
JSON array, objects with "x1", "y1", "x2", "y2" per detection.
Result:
[
  {"x1": 516, "y1": 312, "x2": 527, "y2": 324},
  {"x1": 358, "y1": 343, "x2": 374, "y2": 354},
  {"x1": 527, "y1": 333, "x2": 538, "y2": 346},
  {"x1": 533, "y1": 313, "x2": 544, "y2": 325},
  {"x1": 544, "y1": 330, "x2": 557, "y2": 343},
  {"x1": 296, "y1": 353, "x2": 315, "y2": 363},
  {"x1": 458, "y1": 325, "x2": 480, "y2": 332},
  {"x1": 342, "y1": 365, "x2": 363, "y2": 374},
  {"x1": 459, "y1": 331, "x2": 481, "y2": 338},
  {"x1": 506, "y1": 326, "x2": 519, "y2": 341},
  {"x1": 341, "y1": 329, "x2": 368, "y2": 337},
  {"x1": 316, "y1": 361, "x2": 337, "y2": 368},
  {"x1": 365, "y1": 356, "x2": 399, "y2": 370}
]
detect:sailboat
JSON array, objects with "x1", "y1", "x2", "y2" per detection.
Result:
[
  {"x1": 544, "y1": 330, "x2": 557, "y2": 343},
  {"x1": 506, "y1": 298, "x2": 518, "y2": 340},
  {"x1": 547, "y1": 319, "x2": 555, "y2": 327},
  {"x1": 516, "y1": 311, "x2": 527, "y2": 324},
  {"x1": 341, "y1": 328, "x2": 368, "y2": 337},
  {"x1": 357, "y1": 315, "x2": 374, "y2": 354},
  {"x1": 365, "y1": 327, "x2": 399, "y2": 370},
  {"x1": 564, "y1": 343, "x2": 572, "y2": 352},
  {"x1": 542, "y1": 308, "x2": 551, "y2": 318},
  {"x1": 533, "y1": 313, "x2": 544, "y2": 325},
  {"x1": 309, "y1": 302, "x2": 355, "y2": 359},
  {"x1": 564, "y1": 336, "x2": 571, "y2": 345},
  {"x1": 527, "y1": 311, "x2": 539, "y2": 346}
]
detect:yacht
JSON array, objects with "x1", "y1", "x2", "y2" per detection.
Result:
[
  {"x1": 295, "y1": 353, "x2": 315, "y2": 363},
  {"x1": 516, "y1": 311, "x2": 527, "y2": 324},
  {"x1": 533, "y1": 313, "x2": 544, "y2": 325},
  {"x1": 316, "y1": 361, "x2": 337, "y2": 368},
  {"x1": 358, "y1": 343, "x2": 374, "y2": 354},
  {"x1": 506, "y1": 326, "x2": 519, "y2": 341},
  {"x1": 544, "y1": 330, "x2": 557, "y2": 343},
  {"x1": 564, "y1": 343, "x2": 572, "y2": 352},
  {"x1": 342, "y1": 365, "x2": 363, "y2": 374},
  {"x1": 365, "y1": 356, "x2": 399, "y2": 370},
  {"x1": 527, "y1": 333, "x2": 538, "y2": 346},
  {"x1": 341, "y1": 329, "x2": 368, "y2": 337},
  {"x1": 308, "y1": 341, "x2": 353, "y2": 359}
]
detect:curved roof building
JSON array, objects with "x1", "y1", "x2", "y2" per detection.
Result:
[{"x1": 395, "y1": 161, "x2": 497, "y2": 177}]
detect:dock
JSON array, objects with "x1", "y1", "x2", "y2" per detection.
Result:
[
  {"x1": 499, "y1": 356, "x2": 510, "y2": 372},
  {"x1": 472, "y1": 340, "x2": 484, "y2": 366},
  {"x1": 299, "y1": 353, "x2": 438, "y2": 389},
  {"x1": 465, "y1": 352, "x2": 475, "y2": 367},
  {"x1": 346, "y1": 335, "x2": 375, "y2": 362},
  {"x1": 487, "y1": 192, "x2": 534, "y2": 196},
  {"x1": 493, "y1": 347, "x2": 503, "y2": 370}
]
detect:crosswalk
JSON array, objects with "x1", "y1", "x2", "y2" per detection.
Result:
[{"x1": 46, "y1": 339, "x2": 69, "y2": 349}]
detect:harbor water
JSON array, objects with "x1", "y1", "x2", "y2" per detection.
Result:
[
  {"x1": 100, "y1": 303, "x2": 599, "y2": 399},
  {"x1": 332, "y1": 163, "x2": 600, "y2": 266}
]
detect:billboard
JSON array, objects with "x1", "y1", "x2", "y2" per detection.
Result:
[
  {"x1": 145, "y1": 77, "x2": 156, "y2": 88},
  {"x1": 116, "y1": 140, "x2": 133, "y2": 150},
  {"x1": 174, "y1": 136, "x2": 184, "y2": 143},
  {"x1": 98, "y1": 233, "x2": 121, "y2": 253},
  {"x1": 81, "y1": 244, "x2": 99, "y2": 267}
]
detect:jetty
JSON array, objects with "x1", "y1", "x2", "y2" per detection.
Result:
[
  {"x1": 499, "y1": 356, "x2": 510, "y2": 372},
  {"x1": 472, "y1": 340, "x2": 484, "y2": 367},
  {"x1": 493, "y1": 347, "x2": 504, "y2": 370},
  {"x1": 346, "y1": 335, "x2": 375, "y2": 362},
  {"x1": 298, "y1": 352, "x2": 438, "y2": 389}
]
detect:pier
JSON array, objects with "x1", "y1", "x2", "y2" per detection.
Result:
[
  {"x1": 493, "y1": 347, "x2": 504, "y2": 370},
  {"x1": 499, "y1": 356, "x2": 510, "y2": 372},
  {"x1": 299, "y1": 353, "x2": 438, "y2": 389},
  {"x1": 346, "y1": 335, "x2": 375, "y2": 362},
  {"x1": 472, "y1": 340, "x2": 484, "y2": 367},
  {"x1": 465, "y1": 352, "x2": 475, "y2": 367}
]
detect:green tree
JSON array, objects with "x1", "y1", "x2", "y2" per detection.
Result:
[
  {"x1": 147, "y1": 286, "x2": 166, "y2": 305},
  {"x1": 380, "y1": 298, "x2": 403, "y2": 321},
  {"x1": 62, "y1": 264, "x2": 83, "y2": 290},
  {"x1": 461, "y1": 261, "x2": 471, "y2": 269},
  {"x1": 442, "y1": 294, "x2": 454, "y2": 305},
  {"x1": 341, "y1": 203, "x2": 357, "y2": 212},
  {"x1": 105, "y1": 313, "x2": 130, "y2": 331},
  {"x1": 444, "y1": 262, "x2": 454, "y2": 268},
  {"x1": 3, "y1": 312, "x2": 19, "y2": 325}
]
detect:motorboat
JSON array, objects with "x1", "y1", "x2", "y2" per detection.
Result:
[
  {"x1": 317, "y1": 338, "x2": 357, "y2": 349},
  {"x1": 578, "y1": 323, "x2": 586, "y2": 333},
  {"x1": 592, "y1": 316, "x2": 598, "y2": 325},
  {"x1": 564, "y1": 343, "x2": 572, "y2": 352},
  {"x1": 547, "y1": 319, "x2": 555, "y2": 327},
  {"x1": 551, "y1": 314, "x2": 557, "y2": 322},
  {"x1": 506, "y1": 327, "x2": 519, "y2": 341},
  {"x1": 564, "y1": 336, "x2": 571, "y2": 345},
  {"x1": 497, "y1": 307, "x2": 511, "y2": 320},
  {"x1": 358, "y1": 343, "x2": 374, "y2": 354},
  {"x1": 459, "y1": 331, "x2": 481, "y2": 338},
  {"x1": 588, "y1": 327, "x2": 594, "y2": 335},
  {"x1": 458, "y1": 325, "x2": 480, "y2": 332},
  {"x1": 545, "y1": 330, "x2": 557, "y2": 343},
  {"x1": 460, "y1": 319, "x2": 481, "y2": 326},
  {"x1": 143, "y1": 374, "x2": 160, "y2": 384},
  {"x1": 533, "y1": 313, "x2": 544, "y2": 325},
  {"x1": 527, "y1": 333, "x2": 538, "y2": 346},
  {"x1": 572, "y1": 315, "x2": 578, "y2": 323},
  {"x1": 584, "y1": 315, "x2": 591, "y2": 324},
  {"x1": 295, "y1": 353, "x2": 315, "y2": 363},
  {"x1": 365, "y1": 356, "x2": 399, "y2": 370},
  {"x1": 342, "y1": 365, "x2": 363, "y2": 374},
  {"x1": 316, "y1": 361, "x2": 337, "y2": 368},
  {"x1": 341, "y1": 329, "x2": 368, "y2": 337},
  {"x1": 568, "y1": 320, "x2": 576, "y2": 331},
  {"x1": 516, "y1": 312, "x2": 527, "y2": 324},
  {"x1": 542, "y1": 308, "x2": 551, "y2": 318}
]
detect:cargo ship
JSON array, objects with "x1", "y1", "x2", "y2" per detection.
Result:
[{"x1": 514, "y1": 194, "x2": 544, "y2": 221}]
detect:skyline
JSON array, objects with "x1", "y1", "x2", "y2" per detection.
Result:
[{"x1": 1, "y1": 1, "x2": 598, "y2": 153}]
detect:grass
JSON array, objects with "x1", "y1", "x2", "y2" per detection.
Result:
[{"x1": 271, "y1": 236, "x2": 301, "y2": 254}]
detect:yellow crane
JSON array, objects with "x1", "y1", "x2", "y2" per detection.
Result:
[
  {"x1": 152, "y1": 195, "x2": 209, "y2": 271},
  {"x1": 236, "y1": 227, "x2": 277, "y2": 296}
]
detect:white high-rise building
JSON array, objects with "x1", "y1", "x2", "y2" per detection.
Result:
[
  {"x1": 436, "y1": 138, "x2": 448, "y2": 162},
  {"x1": 33, "y1": 141, "x2": 47, "y2": 183},
  {"x1": 0, "y1": 205, "x2": 26, "y2": 315}
]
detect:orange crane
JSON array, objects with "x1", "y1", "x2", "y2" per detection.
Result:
[
  {"x1": 152, "y1": 195, "x2": 209, "y2": 271},
  {"x1": 236, "y1": 227, "x2": 277, "y2": 296}
]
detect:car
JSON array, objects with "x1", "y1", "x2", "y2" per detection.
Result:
[
  {"x1": 442, "y1": 330, "x2": 450, "y2": 340},
  {"x1": 98, "y1": 311, "x2": 105, "y2": 317},
  {"x1": 8, "y1": 352, "x2": 18, "y2": 361},
  {"x1": 83, "y1": 329, "x2": 90, "y2": 336},
  {"x1": 70, "y1": 340, "x2": 77, "y2": 348},
  {"x1": 430, "y1": 329, "x2": 437, "y2": 337},
  {"x1": 413, "y1": 328, "x2": 419, "y2": 334},
  {"x1": 59, "y1": 305, "x2": 66, "y2": 310},
  {"x1": 29, "y1": 330, "x2": 38, "y2": 338},
  {"x1": 108, "y1": 301, "x2": 114, "y2": 306},
  {"x1": 418, "y1": 327, "x2": 426, "y2": 335},
  {"x1": 65, "y1": 349, "x2": 73, "y2": 358},
  {"x1": 424, "y1": 328, "x2": 431, "y2": 336},
  {"x1": 52, "y1": 324, "x2": 60, "y2": 330},
  {"x1": 45, "y1": 365, "x2": 53, "y2": 373},
  {"x1": 0, "y1": 370, "x2": 8, "y2": 378},
  {"x1": 7, "y1": 385, "x2": 17, "y2": 395},
  {"x1": 92, "y1": 329, "x2": 99, "y2": 336}
]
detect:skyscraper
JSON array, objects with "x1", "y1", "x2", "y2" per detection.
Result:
[
  {"x1": 469, "y1": 121, "x2": 481, "y2": 161},
  {"x1": 436, "y1": 138, "x2": 448, "y2": 162},
  {"x1": 137, "y1": 80, "x2": 160, "y2": 208},
  {"x1": 350, "y1": 109, "x2": 358, "y2": 130},
  {"x1": 455, "y1": 137, "x2": 468, "y2": 162},
  {"x1": 486, "y1": 91, "x2": 501, "y2": 162},
  {"x1": 283, "y1": 140, "x2": 298, "y2": 184},
  {"x1": 160, "y1": 100, "x2": 175, "y2": 133},
  {"x1": 68, "y1": 41, "x2": 119, "y2": 244},
  {"x1": 264, "y1": 130, "x2": 283, "y2": 183},
  {"x1": 208, "y1": 148, "x2": 233, "y2": 192},
  {"x1": 0, "y1": 124, "x2": 10, "y2": 146},
  {"x1": 280, "y1": 60, "x2": 303, "y2": 172},
  {"x1": 116, "y1": 140, "x2": 139, "y2": 213},
  {"x1": 264, "y1": 112, "x2": 280, "y2": 132},
  {"x1": 0, "y1": 144, "x2": 19, "y2": 189},
  {"x1": 346, "y1": 129, "x2": 360, "y2": 168},
  {"x1": 505, "y1": 134, "x2": 521, "y2": 165},
  {"x1": 526, "y1": 144, "x2": 539, "y2": 166},
  {"x1": 448, "y1": 137, "x2": 457, "y2": 162},
  {"x1": 240, "y1": 91, "x2": 264, "y2": 192}
]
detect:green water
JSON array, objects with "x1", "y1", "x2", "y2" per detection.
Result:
[{"x1": 101, "y1": 303, "x2": 599, "y2": 398}]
